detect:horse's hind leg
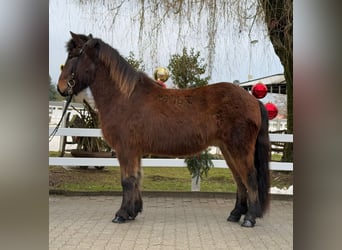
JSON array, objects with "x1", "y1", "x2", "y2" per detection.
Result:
[
  {"x1": 227, "y1": 173, "x2": 248, "y2": 223},
  {"x1": 222, "y1": 148, "x2": 260, "y2": 227},
  {"x1": 112, "y1": 153, "x2": 143, "y2": 223},
  {"x1": 235, "y1": 159, "x2": 261, "y2": 227},
  {"x1": 221, "y1": 149, "x2": 248, "y2": 222}
]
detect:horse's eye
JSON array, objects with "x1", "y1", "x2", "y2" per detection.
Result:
[{"x1": 60, "y1": 64, "x2": 64, "y2": 71}]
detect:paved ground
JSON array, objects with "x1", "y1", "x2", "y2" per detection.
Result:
[{"x1": 49, "y1": 194, "x2": 292, "y2": 250}]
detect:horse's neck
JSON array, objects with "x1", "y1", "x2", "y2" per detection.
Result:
[
  {"x1": 88, "y1": 70, "x2": 124, "y2": 119},
  {"x1": 88, "y1": 62, "x2": 157, "y2": 125}
]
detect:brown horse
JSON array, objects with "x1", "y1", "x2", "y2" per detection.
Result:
[{"x1": 57, "y1": 32, "x2": 270, "y2": 227}]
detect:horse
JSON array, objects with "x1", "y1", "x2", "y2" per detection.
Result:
[{"x1": 57, "y1": 32, "x2": 270, "y2": 227}]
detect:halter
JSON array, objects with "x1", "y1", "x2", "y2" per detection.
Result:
[
  {"x1": 49, "y1": 48, "x2": 84, "y2": 141},
  {"x1": 66, "y1": 47, "x2": 84, "y2": 95},
  {"x1": 67, "y1": 73, "x2": 76, "y2": 95}
]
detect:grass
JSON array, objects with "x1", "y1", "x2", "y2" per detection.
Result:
[
  {"x1": 49, "y1": 166, "x2": 292, "y2": 193},
  {"x1": 49, "y1": 166, "x2": 234, "y2": 192},
  {"x1": 49, "y1": 151, "x2": 292, "y2": 193}
]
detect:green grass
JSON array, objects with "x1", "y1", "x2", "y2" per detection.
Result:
[
  {"x1": 143, "y1": 167, "x2": 236, "y2": 192},
  {"x1": 271, "y1": 153, "x2": 283, "y2": 161},
  {"x1": 50, "y1": 166, "x2": 292, "y2": 193},
  {"x1": 50, "y1": 166, "x2": 235, "y2": 192},
  {"x1": 49, "y1": 151, "x2": 61, "y2": 157}
]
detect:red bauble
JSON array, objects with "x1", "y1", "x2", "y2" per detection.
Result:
[
  {"x1": 265, "y1": 102, "x2": 278, "y2": 120},
  {"x1": 251, "y1": 83, "x2": 268, "y2": 99}
]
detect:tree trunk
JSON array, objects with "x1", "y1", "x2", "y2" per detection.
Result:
[
  {"x1": 260, "y1": 0, "x2": 293, "y2": 161},
  {"x1": 191, "y1": 176, "x2": 201, "y2": 191}
]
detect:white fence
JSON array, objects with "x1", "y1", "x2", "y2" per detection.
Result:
[{"x1": 48, "y1": 127, "x2": 293, "y2": 171}]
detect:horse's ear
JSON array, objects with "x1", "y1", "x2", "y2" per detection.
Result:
[
  {"x1": 70, "y1": 31, "x2": 77, "y2": 39},
  {"x1": 82, "y1": 38, "x2": 100, "y2": 59},
  {"x1": 93, "y1": 40, "x2": 99, "y2": 48},
  {"x1": 88, "y1": 34, "x2": 93, "y2": 39},
  {"x1": 86, "y1": 39, "x2": 99, "y2": 49},
  {"x1": 70, "y1": 31, "x2": 86, "y2": 47}
]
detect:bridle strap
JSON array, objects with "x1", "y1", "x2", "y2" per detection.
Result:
[
  {"x1": 49, "y1": 46, "x2": 88, "y2": 141},
  {"x1": 67, "y1": 73, "x2": 76, "y2": 95},
  {"x1": 49, "y1": 94, "x2": 73, "y2": 142},
  {"x1": 66, "y1": 48, "x2": 84, "y2": 95},
  {"x1": 49, "y1": 47, "x2": 85, "y2": 141}
]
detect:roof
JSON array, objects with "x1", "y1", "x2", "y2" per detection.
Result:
[{"x1": 238, "y1": 73, "x2": 287, "y2": 94}]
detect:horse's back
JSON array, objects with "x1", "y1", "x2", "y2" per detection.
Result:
[
  {"x1": 201, "y1": 83, "x2": 262, "y2": 144},
  {"x1": 202, "y1": 82, "x2": 261, "y2": 120}
]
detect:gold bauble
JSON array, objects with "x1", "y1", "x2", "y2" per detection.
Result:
[{"x1": 153, "y1": 67, "x2": 169, "y2": 82}]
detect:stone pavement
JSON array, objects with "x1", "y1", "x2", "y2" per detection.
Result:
[{"x1": 49, "y1": 194, "x2": 292, "y2": 250}]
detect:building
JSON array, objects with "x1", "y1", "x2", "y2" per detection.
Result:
[{"x1": 239, "y1": 73, "x2": 287, "y2": 95}]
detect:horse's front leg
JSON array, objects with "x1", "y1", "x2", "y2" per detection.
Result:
[{"x1": 112, "y1": 154, "x2": 143, "y2": 223}]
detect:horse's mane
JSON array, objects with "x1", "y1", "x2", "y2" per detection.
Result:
[{"x1": 96, "y1": 39, "x2": 140, "y2": 97}]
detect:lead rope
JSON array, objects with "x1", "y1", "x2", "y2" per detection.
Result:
[{"x1": 49, "y1": 95, "x2": 73, "y2": 142}]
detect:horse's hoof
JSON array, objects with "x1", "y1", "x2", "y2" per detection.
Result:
[
  {"x1": 128, "y1": 216, "x2": 135, "y2": 220},
  {"x1": 241, "y1": 219, "x2": 255, "y2": 227},
  {"x1": 227, "y1": 214, "x2": 241, "y2": 222},
  {"x1": 112, "y1": 216, "x2": 126, "y2": 223}
]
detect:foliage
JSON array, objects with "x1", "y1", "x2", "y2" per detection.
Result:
[
  {"x1": 75, "y1": 0, "x2": 264, "y2": 78},
  {"x1": 125, "y1": 51, "x2": 145, "y2": 71},
  {"x1": 168, "y1": 47, "x2": 210, "y2": 88},
  {"x1": 49, "y1": 75, "x2": 64, "y2": 101},
  {"x1": 185, "y1": 150, "x2": 215, "y2": 184},
  {"x1": 70, "y1": 99, "x2": 111, "y2": 152}
]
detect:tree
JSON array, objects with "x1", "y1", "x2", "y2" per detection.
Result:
[
  {"x1": 49, "y1": 75, "x2": 61, "y2": 101},
  {"x1": 168, "y1": 47, "x2": 210, "y2": 88},
  {"x1": 185, "y1": 149, "x2": 215, "y2": 184},
  {"x1": 125, "y1": 51, "x2": 145, "y2": 71},
  {"x1": 259, "y1": 0, "x2": 293, "y2": 161}
]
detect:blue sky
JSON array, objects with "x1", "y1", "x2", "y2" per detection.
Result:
[{"x1": 49, "y1": 0, "x2": 283, "y2": 87}]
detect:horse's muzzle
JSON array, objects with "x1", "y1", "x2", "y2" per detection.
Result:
[{"x1": 57, "y1": 85, "x2": 69, "y2": 97}]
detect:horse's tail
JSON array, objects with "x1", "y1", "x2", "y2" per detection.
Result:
[{"x1": 255, "y1": 101, "x2": 271, "y2": 216}]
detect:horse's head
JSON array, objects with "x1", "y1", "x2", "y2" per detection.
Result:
[{"x1": 57, "y1": 32, "x2": 96, "y2": 97}]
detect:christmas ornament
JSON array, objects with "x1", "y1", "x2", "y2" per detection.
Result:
[
  {"x1": 153, "y1": 67, "x2": 169, "y2": 82},
  {"x1": 265, "y1": 102, "x2": 278, "y2": 120},
  {"x1": 251, "y1": 82, "x2": 267, "y2": 99}
]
